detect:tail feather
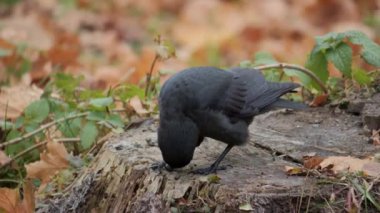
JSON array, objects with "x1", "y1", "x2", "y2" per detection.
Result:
[{"x1": 247, "y1": 82, "x2": 300, "y2": 109}]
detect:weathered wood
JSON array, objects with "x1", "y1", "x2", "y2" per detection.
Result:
[{"x1": 38, "y1": 106, "x2": 380, "y2": 212}]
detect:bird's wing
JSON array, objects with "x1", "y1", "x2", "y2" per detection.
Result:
[
  {"x1": 223, "y1": 71, "x2": 249, "y2": 116},
  {"x1": 225, "y1": 68, "x2": 302, "y2": 118}
]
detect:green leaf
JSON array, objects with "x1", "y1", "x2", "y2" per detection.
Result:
[
  {"x1": 106, "y1": 114, "x2": 124, "y2": 128},
  {"x1": 80, "y1": 121, "x2": 98, "y2": 149},
  {"x1": 361, "y1": 43, "x2": 380, "y2": 67},
  {"x1": 305, "y1": 48, "x2": 328, "y2": 90},
  {"x1": 315, "y1": 32, "x2": 344, "y2": 52},
  {"x1": 24, "y1": 99, "x2": 50, "y2": 124},
  {"x1": 54, "y1": 73, "x2": 83, "y2": 99},
  {"x1": 79, "y1": 89, "x2": 104, "y2": 100},
  {"x1": 116, "y1": 84, "x2": 145, "y2": 100},
  {"x1": 59, "y1": 118, "x2": 82, "y2": 137},
  {"x1": 326, "y1": 42, "x2": 352, "y2": 77},
  {"x1": 25, "y1": 123, "x2": 39, "y2": 133},
  {"x1": 5, "y1": 130, "x2": 38, "y2": 159},
  {"x1": 89, "y1": 97, "x2": 113, "y2": 108},
  {"x1": 87, "y1": 111, "x2": 106, "y2": 121},
  {"x1": 345, "y1": 30, "x2": 380, "y2": 67},
  {"x1": 284, "y1": 68, "x2": 311, "y2": 86},
  {"x1": 352, "y1": 68, "x2": 372, "y2": 85},
  {"x1": 345, "y1": 30, "x2": 371, "y2": 45},
  {"x1": 252, "y1": 51, "x2": 277, "y2": 66}
]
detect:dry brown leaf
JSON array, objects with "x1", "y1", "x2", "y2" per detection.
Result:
[
  {"x1": 46, "y1": 32, "x2": 80, "y2": 67},
  {"x1": 0, "y1": 84, "x2": 43, "y2": 119},
  {"x1": 19, "y1": 180, "x2": 35, "y2": 213},
  {"x1": 318, "y1": 156, "x2": 380, "y2": 177},
  {"x1": 0, "y1": 180, "x2": 35, "y2": 213},
  {"x1": 128, "y1": 96, "x2": 149, "y2": 116},
  {"x1": 309, "y1": 93, "x2": 329, "y2": 107},
  {"x1": 0, "y1": 187, "x2": 18, "y2": 213},
  {"x1": 303, "y1": 156, "x2": 325, "y2": 169},
  {"x1": 0, "y1": 150, "x2": 11, "y2": 166},
  {"x1": 0, "y1": 14, "x2": 53, "y2": 50},
  {"x1": 25, "y1": 141, "x2": 69, "y2": 191}
]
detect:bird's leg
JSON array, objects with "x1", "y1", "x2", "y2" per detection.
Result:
[
  {"x1": 151, "y1": 161, "x2": 173, "y2": 172},
  {"x1": 191, "y1": 144, "x2": 234, "y2": 175}
]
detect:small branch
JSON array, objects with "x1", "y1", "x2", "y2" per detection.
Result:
[
  {"x1": 254, "y1": 63, "x2": 328, "y2": 94},
  {"x1": 53, "y1": 138, "x2": 80, "y2": 143},
  {"x1": 0, "y1": 138, "x2": 81, "y2": 169},
  {"x1": 0, "y1": 179, "x2": 22, "y2": 184},
  {"x1": 145, "y1": 54, "x2": 160, "y2": 99},
  {"x1": 0, "y1": 112, "x2": 89, "y2": 149},
  {"x1": 0, "y1": 140, "x2": 48, "y2": 169}
]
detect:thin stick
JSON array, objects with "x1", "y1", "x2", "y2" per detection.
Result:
[
  {"x1": 1, "y1": 140, "x2": 48, "y2": 169},
  {"x1": 0, "y1": 138, "x2": 81, "y2": 169},
  {"x1": 255, "y1": 63, "x2": 328, "y2": 94},
  {"x1": 0, "y1": 112, "x2": 88, "y2": 149},
  {"x1": 145, "y1": 54, "x2": 160, "y2": 99}
]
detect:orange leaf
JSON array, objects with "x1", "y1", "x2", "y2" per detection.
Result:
[
  {"x1": 303, "y1": 156, "x2": 324, "y2": 169},
  {"x1": 25, "y1": 141, "x2": 69, "y2": 191},
  {"x1": 0, "y1": 180, "x2": 35, "y2": 213},
  {"x1": 309, "y1": 93, "x2": 328, "y2": 107},
  {"x1": 0, "y1": 187, "x2": 18, "y2": 213}
]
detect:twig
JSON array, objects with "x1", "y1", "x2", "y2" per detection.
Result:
[
  {"x1": 254, "y1": 63, "x2": 328, "y2": 94},
  {"x1": 0, "y1": 179, "x2": 21, "y2": 184},
  {"x1": 53, "y1": 138, "x2": 80, "y2": 143},
  {"x1": 0, "y1": 112, "x2": 88, "y2": 149},
  {"x1": 1, "y1": 138, "x2": 81, "y2": 169},
  {"x1": 1, "y1": 140, "x2": 48, "y2": 169},
  {"x1": 145, "y1": 54, "x2": 160, "y2": 99}
]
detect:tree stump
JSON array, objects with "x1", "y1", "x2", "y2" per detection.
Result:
[{"x1": 38, "y1": 107, "x2": 379, "y2": 212}]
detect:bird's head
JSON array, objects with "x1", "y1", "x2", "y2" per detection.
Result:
[{"x1": 158, "y1": 117, "x2": 199, "y2": 169}]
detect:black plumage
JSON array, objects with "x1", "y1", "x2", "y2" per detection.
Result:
[{"x1": 157, "y1": 67, "x2": 305, "y2": 174}]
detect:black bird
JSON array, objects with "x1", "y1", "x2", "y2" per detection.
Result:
[{"x1": 157, "y1": 67, "x2": 305, "y2": 174}]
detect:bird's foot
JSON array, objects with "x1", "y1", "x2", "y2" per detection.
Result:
[
  {"x1": 191, "y1": 165, "x2": 230, "y2": 175},
  {"x1": 151, "y1": 162, "x2": 173, "y2": 172}
]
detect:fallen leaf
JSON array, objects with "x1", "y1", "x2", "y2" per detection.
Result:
[
  {"x1": 303, "y1": 156, "x2": 325, "y2": 169},
  {"x1": 25, "y1": 141, "x2": 69, "y2": 191},
  {"x1": 0, "y1": 187, "x2": 18, "y2": 213},
  {"x1": 0, "y1": 180, "x2": 35, "y2": 213},
  {"x1": 309, "y1": 93, "x2": 329, "y2": 107},
  {"x1": 0, "y1": 150, "x2": 11, "y2": 166},
  {"x1": 20, "y1": 180, "x2": 35, "y2": 213},
  {"x1": 128, "y1": 96, "x2": 149, "y2": 116},
  {"x1": 318, "y1": 156, "x2": 380, "y2": 177},
  {"x1": 0, "y1": 84, "x2": 43, "y2": 119}
]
